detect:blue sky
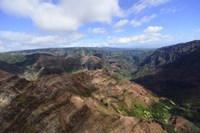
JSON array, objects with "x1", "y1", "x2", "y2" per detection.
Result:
[{"x1": 0, "y1": 0, "x2": 200, "y2": 52}]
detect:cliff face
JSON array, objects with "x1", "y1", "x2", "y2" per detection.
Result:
[
  {"x1": 139, "y1": 40, "x2": 200, "y2": 70},
  {"x1": 134, "y1": 40, "x2": 200, "y2": 109}
]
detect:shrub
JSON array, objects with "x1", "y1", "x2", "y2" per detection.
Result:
[
  {"x1": 17, "y1": 96, "x2": 35, "y2": 107},
  {"x1": 118, "y1": 102, "x2": 152, "y2": 119},
  {"x1": 150, "y1": 102, "x2": 170, "y2": 124}
]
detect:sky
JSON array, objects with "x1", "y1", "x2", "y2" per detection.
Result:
[{"x1": 0, "y1": 0, "x2": 200, "y2": 52}]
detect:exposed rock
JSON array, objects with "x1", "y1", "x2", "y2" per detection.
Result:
[
  {"x1": 0, "y1": 70, "x2": 167, "y2": 133},
  {"x1": 170, "y1": 116, "x2": 200, "y2": 133}
]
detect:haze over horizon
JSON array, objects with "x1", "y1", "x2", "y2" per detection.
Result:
[{"x1": 0, "y1": 0, "x2": 200, "y2": 52}]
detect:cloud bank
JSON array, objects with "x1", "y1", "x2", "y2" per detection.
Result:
[
  {"x1": 0, "y1": 31, "x2": 84, "y2": 52},
  {"x1": 0, "y1": 0, "x2": 122, "y2": 32},
  {"x1": 108, "y1": 26, "x2": 169, "y2": 44},
  {"x1": 0, "y1": 0, "x2": 173, "y2": 52}
]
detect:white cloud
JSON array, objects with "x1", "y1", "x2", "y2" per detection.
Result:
[
  {"x1": 89, "y1": 28, "x2": 106, "y2": 34},
  {"x1": 0, "y1": 31, "x2": 85, "y2": 52},
  {"x1": 72, "y1": 40, "x2": 108, "y2": 47},
  {"x1": 108, "y1": 33, "x2": 169, "y2": 44},
  {"x1": 114, "y1": 28, "x2": 125, "y2": 33},
  {"x1": 144, "y1": 26, "x2": 163, "y2": 33},
  {"x1": 0, "y1": 0, "x2": 123, "y2": 32},
  {"x1": 196, "y1": 29, "x2": 200, "y2": 33},
  {"x1": 160, "y1": 8, "x2": 177, "y2": 14},
  {"x1": 114, "y1": 19, "x2": 129, "y2": 28},
  {"x1": 130, "y1": 14, "x2": 156, "y2": 27},
  {"x1": 114, "y1": 14, "x2": 156, "y2": 29},
  {"x1": 127, "y1": 0, "x2": 170, "y2": 14},
  {"x1": 113, "y1": 19, "x2": 129, "y2": 33},
  {"x1": 108, "y1": 26, "x2": 169, "y2": 44}
]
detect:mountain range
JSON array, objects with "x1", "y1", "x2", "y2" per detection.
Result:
[{"x1": 0, "y1": 40, "x2": 199, "y2": 133}]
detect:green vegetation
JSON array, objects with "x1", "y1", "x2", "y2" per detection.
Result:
[
  {"x1": 65, "y1": 87, "x2": 83, "y2": 96},
  {"x1": 117, "y1": 100, "x2": 176, "y2": 133},
  {"x1": 16, "y1": 96, "x2": 35, "y2": 107},
  {"x1": 151, "y1": 102, "x2": 175, "y2": 133},
  {"x1": 118, "y1": 100, "x2": 170, "y2": 121},
  {"x1": 65, "y1": 85, "x2": 95, "y2": 97},
  {"x1": 21, "y1": 125, "x2": 35, "y2": 133},
  {"x1": 132, "y1": 67, "x2": 154, "y2": 79},
  {"x1": 161, "y1": 124, "x2": 176, "y2": 133},
  {"x1": 100, "y1": 99, "x2": 109, "y2": 107},
  {"x1": 23, "y1": 67, "x2": 45, "y2": 81},
  {"x1": 17, "y1": 96, "x2": 29, "y2": 107},
  {"x1": 0, "y1": 54, "x2": 26, "y2": 64},
  {"x1": 71, "y1": 69, "x2": 84, "y2": 74},
  {"x1": 117, "y1": 99, "x2": 200, "y2": 132},
  {"x1": 110, "y1": 72, "x2": 125, "y2": 82},
  {"x1": 118, "y1": 101, "x2": 149, "y2": 118},
  {"x1": 151, "y1": 102, "x2": 170, "y2": 123},
  {"x1": 23, "y1": 71, "x2": 39, "y2": 81}
]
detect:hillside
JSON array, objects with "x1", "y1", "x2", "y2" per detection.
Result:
[
  {"x1": 13, "y1": 53, "x2": 103, "y2": 80},
  {"x1": 0, "y1": 61, "x2": 24, "y2": 75},
  {"x1": 133, "y1": 40, "x2": 200, "y2": 111},
  {"x1": 0, "y1": 70, "x2": 11, "y2": 79},
  {"x1": 1, "y1": 70, "x2": 199, "y2": 133}
]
